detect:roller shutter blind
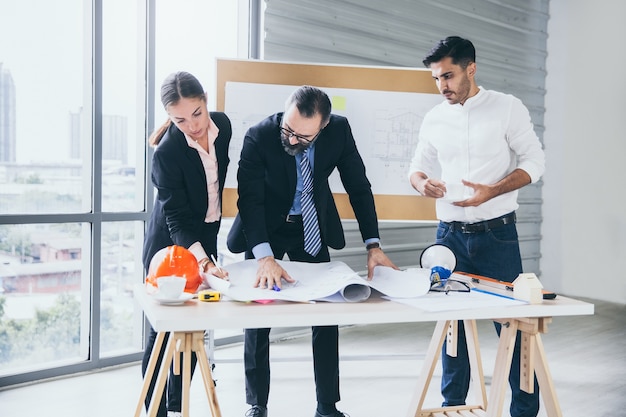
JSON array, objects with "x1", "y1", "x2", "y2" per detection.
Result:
[{"x1": 261, "y1": 0, "x2": 549, "y2": 275}]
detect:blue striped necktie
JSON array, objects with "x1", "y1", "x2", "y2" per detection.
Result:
[{"x1": 300, "y1": 150, "x2": 321, "y2": 256}]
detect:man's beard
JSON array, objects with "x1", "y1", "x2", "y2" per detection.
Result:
[{"x1": 281, "y1": 136, "x2": 309, "y2": 156}]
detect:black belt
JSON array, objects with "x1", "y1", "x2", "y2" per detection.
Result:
[
  {"x1": 285, "y1": 214, "x2": 302, "y2": 223},
  {"x1": 444, "y1": 212, "x2": 516, "y2": 233}
]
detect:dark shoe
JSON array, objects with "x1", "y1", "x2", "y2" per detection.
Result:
[
  {"x1": 245, "y1": 405, "x2": 267, "y2": 417},
  {"x1": 314, "y1": 410, "x2": 349, "y2": 417}
]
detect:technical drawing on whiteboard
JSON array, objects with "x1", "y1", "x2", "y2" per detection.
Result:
[{"x1": 224, "y1": 82, "x2": 442, "y2": 195}]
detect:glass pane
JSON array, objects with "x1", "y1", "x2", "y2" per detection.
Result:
[
  {"x1": 0, "y1": 1, "x2": 91, "y2": 214},
  {"x1": 100, "y1": 221, "x2": 144, "y2": 357},
  {"x1": 154, "y1": 0, "x2": 241, "y2": 119},
  {"x1": 101, "y1": 0, "x2": 146, "y2": 212},
  {"x1": 0, "y1": 223, "x2": 90, "y2": 376}
]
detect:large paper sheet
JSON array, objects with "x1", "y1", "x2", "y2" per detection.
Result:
[
  {"x1": 385, "y1": 290, "x2": 527, "y2": 312},
  {"x1": 205, "y1": 259, "x2": 431, "y2": 303}
]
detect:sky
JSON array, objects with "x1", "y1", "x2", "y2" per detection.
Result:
[
  {"x1": 0, "y1": 0, "x2": 240, "y2": 164},
  {"x1": 0, "y1": 0, "x2": 84, "y2": 163}
]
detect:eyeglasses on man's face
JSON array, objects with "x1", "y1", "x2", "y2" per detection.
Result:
[{"x1": 279, "y1": 126, "x2": 323, "y2": 144}]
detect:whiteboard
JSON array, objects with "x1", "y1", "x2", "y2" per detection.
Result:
[
  {"x1": 215, "y1": 58, "x2": 440, "y2": 220},
  {"x1": 224, "y1": 82, "x2": 442, "y2": 196}
]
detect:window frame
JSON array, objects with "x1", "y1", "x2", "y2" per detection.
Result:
[{"x1": 0, "y1": 0, "x2": 255, "y2": 388}]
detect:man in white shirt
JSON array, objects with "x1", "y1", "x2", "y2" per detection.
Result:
[{"x1": 408, "y1": 36, "x2": 545, "y2": 417}]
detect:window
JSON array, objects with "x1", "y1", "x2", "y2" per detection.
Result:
[
  {"x1": 0, "y1": 0, "x2": 94, "y2": 382},
  {"x1": 0, "y1": 1, "x2": 89, "y2": 215},
  {"x1": 0, "y1": 0, "x2": 246, "y2": 386},
  {"x1": 154, "y1": 0, "x2": 244, "y2": 120},
  {"x1": 0, "y1": 222, "x2": 90, "y2": 373},
  {"x1": 99, "y1": 221, "x2": 145, "y2": 357}
]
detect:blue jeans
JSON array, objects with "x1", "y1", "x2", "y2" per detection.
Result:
[{"x1": 436, "y1": 215, "x2": 540, "y2": 417}]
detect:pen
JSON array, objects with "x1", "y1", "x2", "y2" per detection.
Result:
[
  {"x1": 210, "y1": 254, "x2": 223, "y2": 274},
  {"x1": 472, "y1": 287, "x2": 516, "y2": 300},
  {"x1": 272, "y1": 280, "x2": 299, "y2": 291}
]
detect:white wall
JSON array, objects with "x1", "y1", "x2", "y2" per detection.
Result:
[{"x1": 542, "y1": 0, "x2": 626, "y2": 303}]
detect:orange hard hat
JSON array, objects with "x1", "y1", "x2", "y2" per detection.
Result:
[{"x1": 146, "y1": 245, "x2": 202, "y2": 293}]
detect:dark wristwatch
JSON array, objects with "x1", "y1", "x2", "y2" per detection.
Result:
[{"x1": 366, "y1": 242, "x2": 381, "y2": 251}]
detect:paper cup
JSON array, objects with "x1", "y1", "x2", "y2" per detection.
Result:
[{"x1": 442, "y1": 183, "x2": 466, "y2": 202}]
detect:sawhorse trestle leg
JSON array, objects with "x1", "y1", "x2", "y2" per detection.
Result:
[
  {"x1": 489, "y1": 317, "x2": 560, "y2": 417},
  {"x1": 406, "y1": 320, "x2": 487, "y2": 417},
  {"x1": 135, "y1": 331, "x2": 221, "y2": 417}
]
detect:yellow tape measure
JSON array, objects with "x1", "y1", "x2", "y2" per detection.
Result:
[{"x1": 198, "y1": 290, "x2": 221, "y2": 302}]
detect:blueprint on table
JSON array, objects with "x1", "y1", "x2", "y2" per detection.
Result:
[{"x1": 205, "y1": 259, "x2": 431, "y2": 303}]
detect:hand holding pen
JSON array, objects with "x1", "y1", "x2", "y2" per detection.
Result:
[
  {"x1": 271, "y1": 280, "x2": 299, "y2": 292},
  {"x1": 207, "y1": 254, "x2": 229, "y2": 280},
  {"x1": 254, "y1": 256, "x2": 295, "y2": 291}
]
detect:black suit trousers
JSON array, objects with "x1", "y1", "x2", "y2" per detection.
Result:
[{"x1": 244, "y1": 221, "x2": 340, "y2": 406}]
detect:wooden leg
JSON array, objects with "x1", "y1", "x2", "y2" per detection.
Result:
[
  {"x1": 135, "y1": 332, "x2": 166, "y2": 417},
  {"x1": 406, "y1": 321, "x2": 449, "y2": 417},
  {"x1": 446, "y1": 320, "x2": 458, "y2": 357},
  {"x1": 181, "y1": 333, "x2": 193, "y2": 417},
  {"x1": 193, "y1": 331, "x2": 222, "y2": 417},
  {"x1": 519, "y1": 331, "x2": 536, "y2": 394},
  {"x1": 407, "y1": 316, "x2": 562, "y2": 417},
  {"x1": 147, "y1": 334, "x2": 177, "y2": 417},
  {"x1": 136, "y1": 330, "x2": 221, "y2": 417},
  {"x1": 533, "y1": 332, "x2": 563, "y2": 417},
  {"x1": 488, "y1": 317, "x2": 563, "y2": 417},
  {"x1": 486, "y1": 320, "x2": 518, "y2": 417},
  {"x1": 407, "y1": 320, "x2": 488, "y2": 417},
  {"x1": 464, "y1": 319, "x2": 488, "y2": 409},
  {"x1": 173, "y1": 333, "x2": 181, "y2": 375}
]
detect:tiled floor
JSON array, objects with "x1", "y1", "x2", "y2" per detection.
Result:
[{"x1": 1, "y1": 297, "x2": 624, "y2": 417}]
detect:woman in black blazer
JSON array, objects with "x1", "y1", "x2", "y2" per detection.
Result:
[{"x1": 141, "y1": 71, "x2": 230, "y2": 417}]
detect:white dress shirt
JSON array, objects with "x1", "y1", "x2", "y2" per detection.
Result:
[{"x1": 408, "y1": 87, "x2": 545, "y2": 223}]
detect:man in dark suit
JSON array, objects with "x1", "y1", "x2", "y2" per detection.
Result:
[{"x1": 227, "y1": 85, "x2": 397, "y2": 417}]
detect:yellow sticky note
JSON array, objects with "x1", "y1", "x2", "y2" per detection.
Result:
[{"x1": 331, "y1": 96, "x2": 347, "y2": 111}]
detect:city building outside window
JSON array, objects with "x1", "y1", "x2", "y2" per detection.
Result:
[{"x1": 0, "y1": 0, "x2": 245, "y2": 385}]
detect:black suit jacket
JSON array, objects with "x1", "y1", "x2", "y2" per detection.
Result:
[
  {"x1": 142, "y1": 112, "x2": 231, "y2": 270},
  {"x1": 227, "y1": 113, "x2": 379, "y2": 253}
]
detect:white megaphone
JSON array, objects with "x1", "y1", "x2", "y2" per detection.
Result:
[{"x1": 419, "y1": 244, "x2": 457, "y2": 286}]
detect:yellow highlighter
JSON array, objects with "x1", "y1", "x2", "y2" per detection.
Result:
[{"x1": 197, "y1": 290, "x2": 221, "y2": 302}]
